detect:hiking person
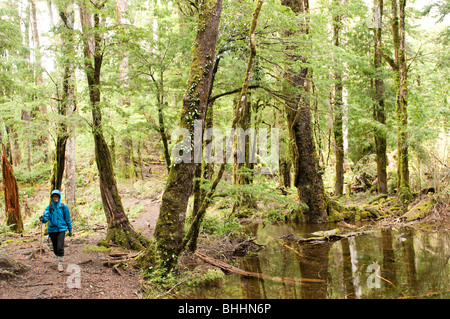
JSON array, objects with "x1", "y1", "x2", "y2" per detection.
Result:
[{"x1": 39, "y1": 189, "x2": 73, "y2": 272}]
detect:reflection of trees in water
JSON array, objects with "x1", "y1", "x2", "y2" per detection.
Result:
[
  {"x1": 401, "y1": 231, "x2": 419, "y2": 296},
  {"x1": 239, "y1": 222, "x2": 267, "y2": 298},
  {"x1": 340, "y1": 238, "x2": 361, "y2": 299},
  {"x1": 233, "y1": 223, "x2": 448, "y2": 299},
  {"x1": 297, "y1": 243, "x2": 330, "y2": 299},
  {"x1": 382, "y1": 229, "x2": 398, "y2": 289},
  {"x1": 239, "y1": 256, "x2": 267, "y2": 299}
]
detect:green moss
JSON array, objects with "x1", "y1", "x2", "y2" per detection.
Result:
[
  {"x1": 401, "y1": 197, "x2": 434, "y2": 221},
  {"x1": 187, "y1": 268, "x2": 224, "y2": 288},
  {"x1": 105, "y1": 227, "x2": 149, "y2": 251},
  {"x1": 82, "y1": 244, "x2": 112, "y2": 253}
]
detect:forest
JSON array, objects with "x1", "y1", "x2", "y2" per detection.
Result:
[{"x1": 0, "y1": 0, "x2": 449, "y2": 299}]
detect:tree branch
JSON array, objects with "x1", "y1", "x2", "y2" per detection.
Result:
[
  {"x1": 208, "y1": 85, "x2": 260, "y2": 103},
  {"x1": 377, "y1": 44, "x2": 397, "y2": 70}
]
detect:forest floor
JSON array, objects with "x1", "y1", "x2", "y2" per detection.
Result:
[{"x1": 0, "y1": 193, "x2": 162, "y2": 299}]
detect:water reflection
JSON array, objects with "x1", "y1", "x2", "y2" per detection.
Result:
[{"x1": 193, "y1": 221, "x2": 450, "y2": 299}]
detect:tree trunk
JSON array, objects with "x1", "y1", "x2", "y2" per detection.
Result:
[
  {"x1": 232, "y1": 96, "x2": 257, "y2": 216},
  {"x1": 29, "y1": 0, "x2": 49, "y2": 163},
  {"x1": 373, "y1": 0, "x2": 387, "y2": 194},
  {"x1": 50, "y1": 1, "x2": 77, "y2": 194},
  {"x1": 153, "y1": 0, "x2": 223, "y2": 268},
  {"x1": 279, "y1": 159, "x2": 292, "y2": 189},
  {"x1": 80, "y1": 0, "x2": 148, "y2": 250},
  {"x1": 332, "y1": 0, "x2": 344, "y2": 197},
  {"x1": 2, "y1": 144, "x2": 23, "y2": 233},
  {"x1": 377, "y1": 0, "x2": 410, "y2": 205},
  {"x1": 397, "y1": 0, "x2": 410, "y2": 204},
  {"x1": 190, "y1": 56, "x2": 220, "y2": 252},
  {"x1": 116, "y1": 0, "x2": 136, "y2": 179},
  {"x1": 63, "y1": 1, "x2": 77, "y2": 207},
  {"x1": 281, "y1": 0, "x2": 328, "y2": 222},
  {"x1": 231, "y1": 1, "x2": 265, "y2": 216}
]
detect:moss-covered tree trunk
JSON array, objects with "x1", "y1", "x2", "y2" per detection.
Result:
[
  {"x1": 397, "y1": 0, "x2": 410, "y2": 204},
  {"x1": 49, "y1": 2, "x2": 78, "y2": 197},
  {"x1": 2, "y1": 144, "x2": 23, "y2": 233},
  {"x1": 232, "y1": 96, "x2": 258, "y2": 216},
  {"x1": 373, "y1": 0, "x2": 388, "y2": 194},
  {"x1": 231, "y1": 1, "x2": 265, "y2": 216},
  {"x1": 153, "y1": 0, "x2": 223, "y2": 268},
  {"x1": 377, "y1": 0, "x2": 410, "y2": 205},
  {"x1": 183, "y1": 0, "x2": 264, "y2": 253},
  {"x1": 281, "y1": 0, "x2": 328, "y2": 223},
  {"x1": 332, "y1": 0, "x2": 344, "y2": 197},
  {"x1": 80, "y1": 0, "x2": 147, "y2": 250}
]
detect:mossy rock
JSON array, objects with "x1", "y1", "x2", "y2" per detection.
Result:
[{"x1": 327, "y1": 208, "x2": 357, "y2": 222}]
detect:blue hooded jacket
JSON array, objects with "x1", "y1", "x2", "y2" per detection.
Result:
[{"x1": 42, "y1": 190, "x2": 72, "y2": 233}]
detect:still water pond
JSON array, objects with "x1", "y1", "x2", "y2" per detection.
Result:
[{"x1": 191, "y1": 221, "x2": 449, "y2": 299}]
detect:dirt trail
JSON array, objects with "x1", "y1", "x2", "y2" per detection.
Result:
[{"x1": 0, "y1": 199, "x2": 161, "y2": 299}]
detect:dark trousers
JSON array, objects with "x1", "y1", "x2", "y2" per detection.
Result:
[{"x1": 49, "y1": 231, "x2": 65, "y2": 257}]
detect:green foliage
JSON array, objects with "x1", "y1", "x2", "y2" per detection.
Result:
[{"x1": 200, "y1": 213, "x2": 242, "y2": 236}]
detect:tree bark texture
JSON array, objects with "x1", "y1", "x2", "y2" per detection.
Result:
[
  {"x1": 377, "y1": 0, "x2": 410, "y2": 204},
  {"x1": 332, "y1": 0, "x2": 344, "y2": 197},
  {"x1": 373, "y1": 0, "x2": 387, "y2": 194},
  {"x1": 153, "y1": 0, "x2": 223, "y2": 267},
  {"x1": 281, "y1": 0, "x2": 328, "y2": 222},
  {"x1": 51, "y1": 1, "x2": 77, "y2": 204},
  {"x1": 231, "y1": 0, "x2": 264, "y2": 213},
  {"x1": 2, "y1": 144, "x2": 23, "y2": 233}
]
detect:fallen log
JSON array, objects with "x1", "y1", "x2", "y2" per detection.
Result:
[
  {"x1": 194, "y1": 251, "x2": 324, "y2": 284},
  {"x1": 368, "y1": 194, "x2": 388, "y2": 205},
  {"x1": 401, "y1": 195, "x2": 435, "y2": 221},
  {"x1": 278, "y1": 229, "x2": 370, "y2": 245}
]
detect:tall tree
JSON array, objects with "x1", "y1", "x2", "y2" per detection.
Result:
[
  {"x1": 186, "y1": 0, "x2": 264, "y2": 252},
  {"x1": 231, "y1": 0, "x2": 265, "y2": 216},
  {"x1": 115, "y1": 0, "x2": 136, "y2": 179},
  {"x1": 372, "y1": 0, "x2": 388, "y2": 194},
  {"x1": 331, "y1": 0, "x2": 344, "y2": 197},
  {"x1": 79, "y1": 0, "x2": 148, "y2": 249},
  {"x1": 153, "y1": 0, "x2": 223, "y2": 268},
  {"x1": 281, "y1": 0, "x2": 328, "y2": 222},
  {"x1": 377, "y1": 0, "x2": 410, "y2": 205},
  {"x1": 29, "y1": 0, "x2": 49, "y2": 163},
  {"x1": 49, "y1": 1, "x2": 77, "y2": 193}
]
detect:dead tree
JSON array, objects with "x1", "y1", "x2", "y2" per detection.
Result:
[{"x1": 2, "y1": 143, "x2": 23, "y2": 233}]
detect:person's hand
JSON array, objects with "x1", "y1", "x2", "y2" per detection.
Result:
[
  {"x1": 68, "y1": 231, "x2": 73, "y2": 237},
  {"x1": 39, "y1": 215, "x2": 44, "y2": 223}
]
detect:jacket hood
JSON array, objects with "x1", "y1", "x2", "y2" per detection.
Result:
[
  {"x1": 51, "y1": 189, "x2": 61, "y2": 199},
  {"x1": 51, "y1": 190, "x2": 62, "y2": 207}
]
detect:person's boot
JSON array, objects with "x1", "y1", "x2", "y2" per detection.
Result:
[{"x1": 58, "y1": 256, "x2": 64, "y2": 272}]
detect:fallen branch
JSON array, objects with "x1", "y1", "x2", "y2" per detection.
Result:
[
  {"x1": 194, "y1": 251, "x2": 324, "y2": 284},
  {"x1": 268, "y1": 235, "x2": 304, "y2": 257},
  {"x1": 278, "y1": 229, "x2": 369, "y2": 245}
]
